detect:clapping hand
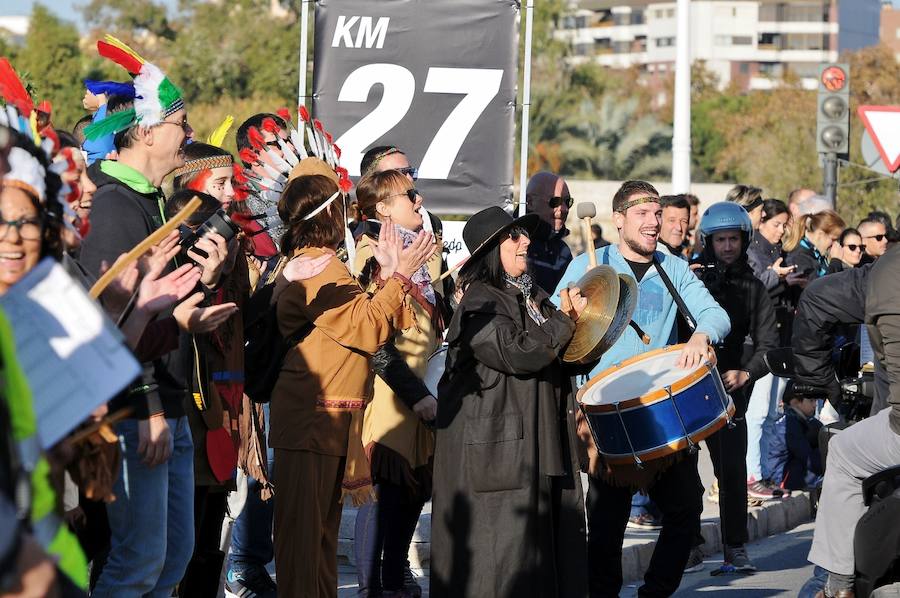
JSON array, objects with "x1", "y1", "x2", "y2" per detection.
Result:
[{"x1": 284, "y1": 253, "x2": 331, "y2": 282}]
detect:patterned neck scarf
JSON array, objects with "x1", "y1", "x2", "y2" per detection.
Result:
[
  {"x1": 395, "y1": 224, "x2": 436, "y2": 305},
  {"x1": 503, "y1": 272, "x2": 546, "y2": 325}
]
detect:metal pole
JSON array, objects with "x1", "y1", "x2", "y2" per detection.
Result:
[
  {"x1": 298, "y1": 0, "x2": 312, "y2": 116},
  {"x1": 823, "y1": 152, "x2": 838, "y2": 207},
  {"x1": 671, "y1": 0, "x2": 691, "y2": 193},
  {"x1": 517, "y1": 0, "x2": 535, "y2": 217}
]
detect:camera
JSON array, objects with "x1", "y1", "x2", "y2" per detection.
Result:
[{"x1": 179, "y1": 208, "x2": 241, "y2": 260}]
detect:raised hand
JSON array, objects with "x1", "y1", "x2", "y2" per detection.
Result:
[
  {"x1": 396, "y1": 230, "x2": 435, "y2": 279},
  {"x1": 173, "y1": 292, "x2": 238, "y2": 334},
  {"x1": 135, "y1": 263, "x2": 202, "y2": 316},
  {"x1": 372, "y1": 216, "x2": 402, "y2": 280}
]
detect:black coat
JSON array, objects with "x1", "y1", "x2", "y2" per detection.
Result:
[
  {"x1": 431, "y1": 281, "x2": 587, "y2": 598},
  {"x1": 696, "y1": 257, "x2": 779, "y2": 411},
  {"x1": 792, "y1": 265, "x2": 870, "y2": 401},
  {"x1": 526, "y1": 220, "x2": 573, "y2": 295}
]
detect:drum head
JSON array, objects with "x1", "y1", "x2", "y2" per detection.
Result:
[{"x1": 579, "y1": 346, "x2": 691, "y2": 406}]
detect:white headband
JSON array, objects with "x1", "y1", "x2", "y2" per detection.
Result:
[
  {"x1": 5, "y1": 147, "x2": 46, "y2": 202},
  {"x1": 302, "y1": 190, "x2": 341, "y2": 221}
]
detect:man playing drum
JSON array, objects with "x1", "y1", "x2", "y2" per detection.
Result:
[{"x1": 554, "y1": 180, "x2": 730, "y2": 597}]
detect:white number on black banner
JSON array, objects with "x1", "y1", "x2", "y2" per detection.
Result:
[{"x1": 335, "y1": 65, "x2": 503, "y2": 177}]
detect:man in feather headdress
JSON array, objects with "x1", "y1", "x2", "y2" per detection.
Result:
[{"x1": 78, "y1": 35, "x2": 235, "y2": 598}]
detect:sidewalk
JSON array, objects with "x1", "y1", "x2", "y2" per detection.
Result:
[{"x1": 333, "y1": 448, "x2": 816, "y2": 593}]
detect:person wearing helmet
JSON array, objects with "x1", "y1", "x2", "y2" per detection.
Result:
[{"x1": 686, "y1": 202, "x2": 780, "y2": 574}]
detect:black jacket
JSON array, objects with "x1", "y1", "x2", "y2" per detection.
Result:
[
  {"x1": 866, "y1": 245, "x2": 900, "y2": 434},
  {"x1": 526, "y1": 219, "x2": 573, "y2": 295},
  {"x1": 696, "y1": 256, "x2": 779, "y2": 396},
  {"x1": 431, "y1": 281, "x2": 587, "y2": 598},
  {"x1": 79, "y1": 161, "x2": 186, "y2": 419},
  {"x1": 792, "y1": 265, "x2": 870, "y2": 403}
]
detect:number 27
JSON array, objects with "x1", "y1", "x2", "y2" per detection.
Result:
[{"x1": 335, "y1": 65, "x2": 503, "y2": 178}]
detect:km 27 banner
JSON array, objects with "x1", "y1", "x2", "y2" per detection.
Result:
[{"x1": 313, "y1": 0, "x2": 519, "y2": 214}]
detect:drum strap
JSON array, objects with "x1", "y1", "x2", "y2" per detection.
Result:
[{"x1": 653, "y1": 256, "x2": 697, "y2": 333}]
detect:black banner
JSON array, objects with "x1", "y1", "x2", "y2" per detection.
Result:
[{"x1": 313, "y1": 0, "x2": 518, "y2": 214}]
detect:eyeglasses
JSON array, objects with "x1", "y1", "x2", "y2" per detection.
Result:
[
  {"x1": 507, "y1": 226, "x2": 530, "y2": 242},
  {"x1": 397, "y1": 166, "x2": 419, "y2": 181},
  {"x1": 388, "y1": 188, "x2": 419, "y2": 203},
  {"x1": 863, "y1": 234, "x2": 886, "y2": 243},
  {"x1": 158, "y1": 115, "x2": 191, "y2": 133},
  {"x1": 844, "y1": 244, "x2": 862, "y2": 252},
  {"x1": 549, "y1": 195, "x2": 573, "y2": 209},
  {"x1": 0, "y1": 217, "x2": 42, "y2": 241}
]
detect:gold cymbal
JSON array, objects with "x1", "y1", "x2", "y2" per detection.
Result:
[{"x1": 562, "y1": 266, "x2": 638, "y2": 364}]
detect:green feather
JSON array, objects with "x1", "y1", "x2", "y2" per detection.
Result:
[
  {"x1": 83, "y1": 108, "x2": 137, "y2": 140},
  {"x1": 158, "y1": 78, "x2": 183, "y2": 111}
]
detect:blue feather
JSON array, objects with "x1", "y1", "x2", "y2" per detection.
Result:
[{"x1": 83, "y1": 79, "x2": 135, "y2": 99}]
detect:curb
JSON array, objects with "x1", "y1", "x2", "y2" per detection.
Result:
[
  {"x1": 337, "y1": 491, "x2": 815, "y2": 581},
  {"x1": 622, "y1": 491, "x2": 815, "y2": 581}
]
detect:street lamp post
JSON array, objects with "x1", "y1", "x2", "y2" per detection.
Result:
[{"x1": 671, "y1": 0, "x2": 691, "y2": 194}]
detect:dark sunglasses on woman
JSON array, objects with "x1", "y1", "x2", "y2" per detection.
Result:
[{"x1": 508, "y1": 226, "x2": 530, "y2": 242}]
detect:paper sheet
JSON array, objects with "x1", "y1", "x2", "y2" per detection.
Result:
[{"x1": 0, "y1": 258, "x2": 140, "y2": 449}]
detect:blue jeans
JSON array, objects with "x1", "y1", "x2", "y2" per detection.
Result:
[
  {"x1": 745, "y1": 373, "x2": 786, "y2": 481},
  {"x1": 228, "y1": 404, "x2": 275, "y2": 573},
  {"x1": 798, "y1": 565, "x2": 828, "y2": 598},
  {"x1": 92, "y1": 416, "x2": 195, "y2": 598}
]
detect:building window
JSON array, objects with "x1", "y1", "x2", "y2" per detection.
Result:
[
  {"x1": 733, "y1": 36, "x2": 753, "y2": 45},
  {"x1": 655, "y1": 9, "x2": 664, "y2": 18},
  {"x1": 739, "y1": 62, "x2": 750, "y2": 74},
  {"x1": 631, "y1": 9, "x2": 645, "y2": 25},
  {"x1": 655, "y1": 37, "x2": 675, "y2": 47},
  {"x1": 666, "y1": 8, "x2": 675, "y2": 18}
]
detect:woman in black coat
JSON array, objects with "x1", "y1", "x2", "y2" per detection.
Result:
[{"x1": 430, "y1": 207, "x2": 588, "y2": 598}]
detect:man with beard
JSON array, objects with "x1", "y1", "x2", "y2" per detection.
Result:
[
  {"x1": 554, "y1": 180, "x2": 730, "y2": 597},
  {"x1": 525, "y1": 170, "x2": 573, "y2": 293}
]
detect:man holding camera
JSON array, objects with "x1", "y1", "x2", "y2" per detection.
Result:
[
  {"x1": 807, "y1": 241, "x2": 900, "y2": 598},
  {"x1": 80, "y1": 85, "x2": 234, "y2": 595}
]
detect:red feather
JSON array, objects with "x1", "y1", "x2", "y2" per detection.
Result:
[
  {"x1": 339, "y1": 175, "x2": 353, "y2": 194},
  {"x1": 261, "y1": 118, "x2": 280, "y2": 134},
  {"x1": 0, "y1": 59, "x2": 34, "y2": 115},
  {"x1": 313, "y1": 119, "x2": 324, "y2": 132},
  {"x1": 298, "y1": 105, "x2": 310, "y2": 122},
  {"x1": 97, "y1": 41, "x2": 143, "y2": 75},
  {"x1": 324, "y1": 131, "x2": 333, "y2": 144},
  {"x1": 233, "y1": 186, "x2": 249, "y2": 201},
  {"x1": 333, "y1": 144, "x2": 342, "y2": 159},
  {"x1": 232, "y1": 164, "x2": 248, "y2": 183},
  {"x1": 277, "y1": 108, "x2": 292, "y2": 122},
  {"x1": 239, "y1": 148, "x2": 258, "y2": 164},
  {"x1": 335, "y1": 166, "x2": 348, "y2": 179},
  {"x1": 247, "y1": 127, "x2": 265, "y2": 150}
]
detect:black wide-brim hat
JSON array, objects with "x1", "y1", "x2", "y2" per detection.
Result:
[{"x1": 460, "y1": 206, "x2": 540, "y2": 270}]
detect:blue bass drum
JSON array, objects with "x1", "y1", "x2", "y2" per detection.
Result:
[{"x1": 577, "y1": 344, "x2": 734, "y2": 465}]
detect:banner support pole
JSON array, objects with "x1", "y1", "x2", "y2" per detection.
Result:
[
  {"x1": 517, "y1": 0, "x2": 535, "y2": 217},
  {"x1": 298, "y1": 0, "x2": 313, "y2": 116}
]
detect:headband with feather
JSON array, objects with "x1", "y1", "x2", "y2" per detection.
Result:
[{"x1": 84, "y1": 35, "x2": 184, "y2": 140}]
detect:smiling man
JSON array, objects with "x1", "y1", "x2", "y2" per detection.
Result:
[
  {"x1": 554, "y1": 180, "x2": 730, "y2": 598},
  {"x1": 78, "y1": 45, "x2": 230, "y2": 598},
  {"x1": 658, "y1": 194, "x2": 691, "y2": 258}
]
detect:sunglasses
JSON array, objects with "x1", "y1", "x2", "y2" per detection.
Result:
[
  {"x1": 844, "y1": 244, "x2": 862, "y2": 252},
  {"x1": 864, "y1": 234, "x2": 886, "y2": 243},
  {"x1": 388, "y1": 188, "x2": 419, "y2": 203},
  {"x1": 549, "y1": 195, "x2": 573, "y2": 209},
  {"x1": 508, "y1": 226, "x2": 530, "y2": 242},
  {"x1": 397, "y1": 166, "x2": 419, "y2": 181}
]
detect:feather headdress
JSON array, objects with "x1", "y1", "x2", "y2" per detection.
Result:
[{"x1": 84, "y1": 35, "x2": 184, "y2": 140}]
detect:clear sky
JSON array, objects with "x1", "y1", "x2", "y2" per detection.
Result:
[{"x1": 0, "y1": 0, "x2": 179, "y2": 30}]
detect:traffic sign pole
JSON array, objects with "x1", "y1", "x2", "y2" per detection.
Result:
[{"x1": 823, "y1": 152, "x2": 838, "y2": 207}]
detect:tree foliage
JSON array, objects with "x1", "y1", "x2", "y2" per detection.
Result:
[{"x1": 16, "y1": 4, "x2": 84, "y2": 130}]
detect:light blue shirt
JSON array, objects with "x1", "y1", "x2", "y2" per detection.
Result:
[{"x1": 553, "y1": 243, "x2": 731, "y2": 379}]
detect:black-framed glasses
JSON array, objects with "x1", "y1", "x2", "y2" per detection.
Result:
[
  {"x1": 864, "y1": 234, "x2": 886, "y2": 243},
  {"x1": 549, "y1": 195, "x2": 573, "y2": 209},
  {"x1": 397, "y1": 166, "x2": 419, "y2": 181},
  {"x1": 0, "y1": 217, "x2": 42, "y2": 241},
  {"x1": 507, "y1": 226, "x2": 530, "y2": 242},
  {"x1": 388, "y1": 188, "x2": 419, "y2": 203},
  {"x1": 844, "y1": 244, "x2": 862, "y2": 252}
]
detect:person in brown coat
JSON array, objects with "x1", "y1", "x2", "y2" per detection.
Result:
[
  {"x1": 431, "y1": 207, "x2": 589, "y2": 598},
  {"x1": 270, "y1": 173, "x2": 434, "y2": 598}
]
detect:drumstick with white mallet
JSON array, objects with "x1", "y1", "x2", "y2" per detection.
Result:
[{"x1": 574, "y1": 202, "x2": 650, "y2": 345}]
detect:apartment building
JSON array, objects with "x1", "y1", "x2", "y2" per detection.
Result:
[{"x1": 557, "y1": 0, "x2": 880, "y2": 91}]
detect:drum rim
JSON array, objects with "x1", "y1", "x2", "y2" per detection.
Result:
[
  {"x1": 576, "y1": 344, "x2": 719, "y2": 412},
  {"x1": 598, "y1": 400, "x2": 735, "y2": 464}
]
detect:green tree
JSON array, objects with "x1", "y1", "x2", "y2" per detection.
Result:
[
  {"x1": 80, "y1": 0, "x2": 176, "y2": 41},
  {"x1": 16, "y1": 4, "x2": 84, "y2": 130}
]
